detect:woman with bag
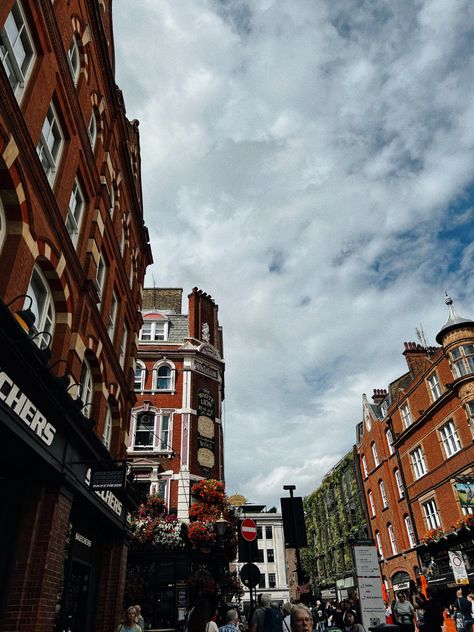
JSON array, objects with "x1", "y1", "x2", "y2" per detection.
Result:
[
  {"x1": 393, "y1": 593, "x2": 416, "y2": 632},
  {"x1": 115, "y1": 606, "x2": 142, "y2": 632}
]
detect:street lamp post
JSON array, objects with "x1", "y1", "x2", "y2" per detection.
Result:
[{"x1": 283, "y1": 484, "x2": 304, "y2": 586}]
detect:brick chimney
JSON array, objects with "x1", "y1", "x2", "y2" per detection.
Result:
[
  {"x1": 403, "y1": 342, "x2": 432, "y2": 377},
  {"x1": 372, "y1": 389, "x2": 387, "y2": 404}
]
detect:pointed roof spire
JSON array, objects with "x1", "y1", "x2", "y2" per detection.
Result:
[{"x1": 435, "y1": 293, "x2": 474, "y2": 343}]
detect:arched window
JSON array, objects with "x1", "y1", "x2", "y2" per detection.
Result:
[
  {"x1": 156, "y1": 365, "x2": 171, "y2": 390},
  {"x1": 102, "y1": 403, "x2": 112, "y2": 449},
  {"x1": 368, "y1": 491, "x2": 376, "y2": 517},
  {"x1": 379, "y1": 480, "x2": 388, "y2": 508},
  {"x1": 0, "y1": 194, "x2": 6, "y2": 255},
  {"x1": 375, "y1": 531, "x2": 383, "y2": 557},
  {"x1": 27, "y1": 265, "x2": 55, "y2": 349},
  {"x1": 78, "y1": 357, "x2": 93, "y2": 418},
  {"x1": 134, "y1": 360, "x2": 145, "y2": 391},
  {"x1": 387, "y1": 523, "x2": 397, "y2": 555},
  {"x1": 386, "y1": 428, "x2": 394, "y2": 455},
  {"x1": 153, "y1": 361, "x2": 175, "y2": 391},
  {"x1": 404, "y1": 515, "x2": 416, "y2": 547}
]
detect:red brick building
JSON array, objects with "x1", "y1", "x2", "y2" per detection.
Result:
[
  {"x1": 0, "y1": 0, "x2": 152, "y2": 630},
  {"x1": 356, "y1": 297, "x2": 474, "y2": 601},
  {"x1": 128, "y1": 287, "x2": 225, "y2": 518}
]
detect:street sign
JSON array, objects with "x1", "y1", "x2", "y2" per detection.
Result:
[
  {"x1": 240, "y1": 563, "x2": 260, "y2": 588},
  {"x1": 449, "y1": 550, "x2": 469, "y2": 585},
  {"x1": 90, "y1": 466, "x2": 126, "y2": 491},
  {"x1": 241, "y1": 518, "x2": 257, "y2": 542}
]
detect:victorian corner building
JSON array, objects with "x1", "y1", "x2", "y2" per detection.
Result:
[
  {"x1": 355, "y1": 298, "x2": 474, "y2": 601},
  {"x1": 0, "y1": 1, "x2": 153, "y2": 630}
]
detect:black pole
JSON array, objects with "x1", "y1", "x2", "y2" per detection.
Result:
[{"x1": 284, "y1": 485, "x2": 302, "y2": 586}]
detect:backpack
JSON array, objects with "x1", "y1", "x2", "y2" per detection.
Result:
[{"x1": 264, "y1": 607, "x2": 283, "y2": 632}]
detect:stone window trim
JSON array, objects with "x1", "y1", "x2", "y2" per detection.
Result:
[
  {"x1": 152, "y1": 359, "x2": 176, "y2": 392},
  {"x1": 400, "y1": 401, "x2": 414, "y2": 429},
  {"x1": 438, "y1": 419, "x2": 462, "y2": 459},
  {"x1": 65, "y1": 177, "x2": 85, "y2": 248},
  {"x1": 421, "y1": 497, "x2": 441, "y2": 531},
  {"x1": 0, "y1": 0, "x2": 36, "y2": 101},
  {"x1": 26, "y1": 264, "x2": 55, "y2": 350},
  {"x1": 128, "y1": 406, "x2": 174, "y2": 454},
  {"x1": 410, "y1": 445, "x2": 428, "y2": 480},
  {"x1": 427, "y1": 372, "x2": 442, "y2": 401},
  {"x1": 36, "y1": 101, "x2": 65, "y2": 185},
  {"x1": 134, "y1": 360, "x2": 146, "y2": 391}
]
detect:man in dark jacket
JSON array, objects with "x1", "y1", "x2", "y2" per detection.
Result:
[{"x1": 420, "y1": 588, "x2": 444, "y2": 632}]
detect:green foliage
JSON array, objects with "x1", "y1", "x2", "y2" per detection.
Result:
[{"x1": 302, "y1": 451, "x2": 367, "y2": 590}]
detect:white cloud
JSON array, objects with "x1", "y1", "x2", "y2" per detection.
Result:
[{"x1": 114, "y1": 0, "x2": 474, "y2": 507}]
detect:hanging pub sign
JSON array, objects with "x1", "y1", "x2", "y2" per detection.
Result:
[
  {"x1": 455, "y1": 481, "x2": 474, "y2": 508},
  {"x1": 90, "y1": 464, "x2": 127, "y2": 492},
  {"x1": 197, "y1": 388, "x2": 215, "y2": 469}
]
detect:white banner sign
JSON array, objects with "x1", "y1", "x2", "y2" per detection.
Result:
[
  {"x1": 353, "y1": 545, "x2": 386, "y2": 631},
  {"x1": 353, "y1": 545, "x2": 380, "y2": 577},
  {"x1": 449, "y1": 550, "x2": 469, "y2": 585}
]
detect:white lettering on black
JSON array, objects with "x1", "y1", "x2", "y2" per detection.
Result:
[{"x1": 0, "y1": 371, "x2": 57, "y2": 446}]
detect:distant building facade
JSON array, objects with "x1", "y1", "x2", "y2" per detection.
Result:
[
  {"x1": 303, "y1": 450, "x2": 370, "y2": 600},
  {"x1": 128, "y1": 287, "x2": 225, "y2": 519},
  {"x1": 356, "y1": 298, "x2": 474, "y2": 600},
  {"x1": 235, "y1": 505, "x2": 289, "y2": 607},
  {"x1": 0, "y1": 0, "x2": 151, "y2": 629}
]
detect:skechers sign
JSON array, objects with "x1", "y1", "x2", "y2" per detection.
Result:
[{"x1": 0, "y1": 369, "x2": 56, "y2": 446}]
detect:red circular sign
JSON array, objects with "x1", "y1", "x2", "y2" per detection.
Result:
[{"x1": 241, "y1": 518, "x2": 257, "y2": 542}]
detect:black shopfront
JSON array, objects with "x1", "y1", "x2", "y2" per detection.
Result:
[{"x1": 0, "y1": 299, "x2": 135, "y2": 632}]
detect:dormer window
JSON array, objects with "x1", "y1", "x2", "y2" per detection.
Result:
[
  {"x1": 139, "y1": 314, "x2": 169, "y2": 342},
  {"x1": 450, "y1": 345, "x2": 474, "y2": 378},
  {"x1": 400, "y1": 402, "x2": 413, "y2": 428}
]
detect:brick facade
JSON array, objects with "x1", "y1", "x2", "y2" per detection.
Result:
[
  {"x1": 0, "y1": 0, "x2": 151, "y2": 629},
  {"x1": 356, "y1": 299, "x2": 474, "y2": 599},
  {"x1": 129, "y1": 287, "x2": 225, "y2": 519}
]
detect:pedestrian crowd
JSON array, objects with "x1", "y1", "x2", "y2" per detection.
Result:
[{"x1": 115, "y1": 586, "x2": 474, "y2": 632}]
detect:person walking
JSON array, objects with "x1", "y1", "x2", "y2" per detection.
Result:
[
  {"x1": 343, "y1": 610, "x2": 365, "y2": 632},
  {"x1": 116, "y1": 606, "x2": 142, "y2": 632},
  {"x1": 250, "y1": 594, "x2": 272, "y2": 632},
  {"x1": 219, "y1": 610, "x2": 241, "y2": 632},
  {"x1": 455, "y1": 590, "x2": 471, "y2": 632},
  {"x1": 419, "y1": 588, "x2": 444, "y2": 632},
  {"x1": 291, "y1": 605, "x2": 314, "y2": 632},
  {"x1": 393, "y1": 593, "x2": 416, "y2": 632},
  {"x1": 135, "y1": 604, "x2": 145, "y2": 631}
]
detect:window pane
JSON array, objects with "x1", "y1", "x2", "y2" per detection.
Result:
[{"x1": 135, "y1": 413, "x2": 154, "y2": 449}]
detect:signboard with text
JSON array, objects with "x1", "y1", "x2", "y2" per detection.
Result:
[{"x1": 353, "y1": 543, "x2": 385, "y2": 630}]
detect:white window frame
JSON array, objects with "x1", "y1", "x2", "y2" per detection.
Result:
[
  {"x1": 386, "y1": 428, "x2": 394, "y2": 455},
  {"x1": 422, "y1": 498, "x2": 441, "y2": 530},
  {"x1": 361, "y1": 455, "x2": 368, "y2": 479},
  {"x1": 88, "y1": 109, "x2": 98, "y2": 150},
  {"x1": 109, "y1": 181, "x2": 116, "y2": 216},
  {"x1": 120, "y1": 225, "x2": 126, "y2": 256},
  {"x1": 27, "y1": 265, "x2": 55, "y2": 349},
  {"x1": 102, "y1": 404, "x2": 112, "y2": 449},
  {"x1": 0, "y1": 195, "x2": 6, "y2": 256},
  {"x1": 134, "y1": 360, "x2": 145, "y2": 391},
  {"x1": 108, "y1": 290, "x2": 118, "y2": 341},
  {"x1": 439, "y1": 420, "x2": 461, "y2": 458},
  {"x1": 379, "y1": 480, "x2": 388, "y2": 508},
  {"x1": 130, "y1": 408, "x2": 173, "y2": 453},
  {"x1": 394, "y1": 468, "x2": 404, "y2": 498},
  {"x1": 375, "y1": 531, "x2": 384, "y2": 558},
  {"x1": 400, "y1": 402, "x2": 413, "y2": 428},
  {"x1": 139, "y1": 319, "x2": 168, "y2": 342},
  {"x1": 78, "y1": 356, "x2": 93, "y2": 418},
  {"x1": 67, "y1": 34, "x2": 81, "y2": 85},
  {"x1": 36, "y1": 102, "x2": 64, "y2": 184},
  {"x1": 153, "y1": 361, "x2": 175, "y2": 392},
  {"x1": 387, "y1": 524, "x2": 397, "y2": 555},
  {"x1": 371, "y1": 442, "x2": 379, "y2": 468},
  {"x1": 0, "y1": 0, "x2": 36, "y2": 100},
  {"x1": 65, "y1": 177, "x2": 85, "y2": 247},
  {"x1": 466, "y1": 401, "x2": 474, "y2": 439},
  {"x1": 411, "y1": 446, "x2": 427, "y2": 479},
  {"x1": 404, "y1": 515, "x2": 416, "y2": 547},
  {"x1": 450, "y1": 345, "x2": 474, "y2": 378},
  {"x1": 427, "y1": 372, "x2": 442, "y2": 401},
  {"x1": 95, "y1": 251, "x2": 106, "y2": 300},
  {"x1": 119, "y1": 327, "x2": 128, "y2": 369},
  {"x1": 368, "y1": 491, "x2": 376, "y2": 517},
  {"x1": 380, "y1": 401, "x2": 388, "y2": 417}
]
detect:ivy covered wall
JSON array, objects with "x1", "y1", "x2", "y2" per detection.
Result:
[{"x1": 302, "y1": 449, "x2": 369, "y2": 592}]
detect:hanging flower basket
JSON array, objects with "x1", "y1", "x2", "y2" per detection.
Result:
[
  {"x1": 192, "y1": 479, "x2": 226, "y2": 504},
  {"x1": 187, "y1": 520, "x2": 217, "y2": 547}
]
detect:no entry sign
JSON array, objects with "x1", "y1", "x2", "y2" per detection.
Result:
[{"x1": 241, "y1": 518, "x2": 257, "y2": 541}]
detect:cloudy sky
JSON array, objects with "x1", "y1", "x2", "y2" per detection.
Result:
[{"x1": 113, "y1": 0, "x2": 474, "y2": 508}]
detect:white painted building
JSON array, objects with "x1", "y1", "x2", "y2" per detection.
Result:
[{"x1": 235, "y1": 504, "x2": 289, "y2": 607}]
